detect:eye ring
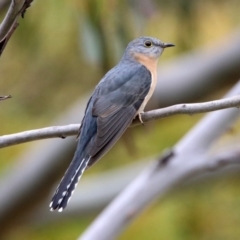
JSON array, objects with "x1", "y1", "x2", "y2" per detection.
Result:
[{"x1": 144, "y1": 40, "x2": 153, "y2": 48}]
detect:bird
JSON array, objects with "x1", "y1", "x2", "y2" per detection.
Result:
[{"x1": 49, "y1": 36, "x2": 174, "y2": 212}]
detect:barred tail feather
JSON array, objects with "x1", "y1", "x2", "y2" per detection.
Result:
[{"x1": 49, "y1": 156, "x2": 90, "y2": 212}]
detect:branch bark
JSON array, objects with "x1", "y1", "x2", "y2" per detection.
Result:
[
  {"x1": 0, "y1": 0, "x2": 34, "y2": 55},
  {"x1": 1, "y1": 94, "x2": 240, "y2": 148},
  {"x1": 0, "y1": 95, "x2": 11, "y2": 101}
]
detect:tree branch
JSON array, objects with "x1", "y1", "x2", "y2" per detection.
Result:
[
  {"x1": 140, "y1": 94, "x2": 240, "y2": 122},
  {"x1": 0, "y1": 0, "x2": 34, "y2": 55},
  {"x1": 0, "y1": 95, "x2": 11, "y2": 101},
  {"x1": 1, "y1": 94, "x2": 240, "y2": 148},
  {"x1": 0, "y1": 124, "x2": 79, "y2": 148}
]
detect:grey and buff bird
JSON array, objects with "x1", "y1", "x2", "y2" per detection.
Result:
[{"x1": 50, "y1": 36, "x2": 174, "y2": 212}]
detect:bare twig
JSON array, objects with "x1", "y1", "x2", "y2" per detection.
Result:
[
  {"x1": 0, "y1": 94, "x2": 240, "y2": 148},
  {"x1": 140, "y1": 94, "x2": 240, "y2": 122},
  {"x1": 0, "y1": 0, "x2": 34, "y2": 55},
  {"x1": 0, "y1": 95, "x2": 11, "y2": 101},
  {"x1": 0, "y1": 124, "x2": 79, "y2": 148}
]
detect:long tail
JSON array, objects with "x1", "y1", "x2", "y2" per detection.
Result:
[{"x1": 49, "y1": 152, "x2": 90, "y2": 212}]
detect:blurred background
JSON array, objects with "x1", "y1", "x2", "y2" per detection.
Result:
[{"x1": 1, "y1": 0, "x2": 240, "y2": 239}]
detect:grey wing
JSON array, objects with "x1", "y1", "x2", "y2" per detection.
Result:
[
  {"x1": 76, "y1": 96, "x2": 93, "y2": 140},
  {"x1": 87, "y1": 64, "x2": 152, "y2": 167}
]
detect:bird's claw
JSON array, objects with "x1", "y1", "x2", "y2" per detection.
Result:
[{"x1": 138, "y1": 113, "x2": 144, "y2": 125}]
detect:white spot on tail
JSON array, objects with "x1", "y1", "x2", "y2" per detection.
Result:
[
  {"x1": 65, "y1": 158, "x2": 86, "y2": 192},
  {"x1": 67, "y1": 196, "x2": 72, "y2": 204},
  {"x1": 65, "y1": 157, "x2": 90, "y2": 205},
  {"x1": 52, "y1": 157, "x2": 91, "y2": 212}
]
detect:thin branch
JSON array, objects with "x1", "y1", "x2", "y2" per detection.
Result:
[
  {"x1": 0, "y1": 21, "x2": 19, "y2": 55},
  {"x1": 140, "y1": 94, "x2": 240, "y2": 123},
  {"x1": 0, "y1": 0, "x2": 24, "y2": 41},
  {"x1": 0, "y1": 0, "x2": 34, "y2": 55},
  {"x1": 1, "y1": 94, "x2": 240, "y2": 148},
  {"x1": 0, "y1": 124, "x2": 79, "y2": 148},
  {"x1": 0, "y1": 95, "x2": 11, "y2": 101}
]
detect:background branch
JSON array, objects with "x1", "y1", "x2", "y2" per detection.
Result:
[
  {"x1": 0, "y1": 0, "x2": 33, "y2": 55},
  {"x1": 0, "y1": 95, "x2": 11, "y2": 101}
]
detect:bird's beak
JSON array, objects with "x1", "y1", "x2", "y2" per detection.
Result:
[{"x1": 161, "y1": 42, "x2": 175, "y2": 48}]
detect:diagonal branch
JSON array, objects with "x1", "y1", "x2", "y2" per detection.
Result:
[
  {"x1": 79, "y1": 148, "x2": 240, "y2": 240},
  {"x1": 0, "y1": 93, "x2": 240, "y2": 148},
  {"x1": 0, "y1": 0, "x2": 34, "y2": 55}
]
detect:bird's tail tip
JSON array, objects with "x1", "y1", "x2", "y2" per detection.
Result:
[
  {"x1": 49, "y1": 157, "x2": 90, "y2": 212},
  {"x1": 49, "y1": 201, "x2": 63, "y2": 212}
]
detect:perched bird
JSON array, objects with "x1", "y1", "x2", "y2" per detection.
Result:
[{"x1": 50, "y1": 36, "x2": 174, "y2": 212}]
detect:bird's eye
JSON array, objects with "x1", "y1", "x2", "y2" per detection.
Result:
[{"x1": 144, "y1": 40, "x2": 153, "y2": 47}]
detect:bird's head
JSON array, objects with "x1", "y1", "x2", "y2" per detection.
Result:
[{"x1": 124, "y1": 36, "x2": 175, "y2": 61}]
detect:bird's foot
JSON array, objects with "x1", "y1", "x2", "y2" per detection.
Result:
[{"x1": 138, "y1": 112, "x2": 144, "y2": 125}]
